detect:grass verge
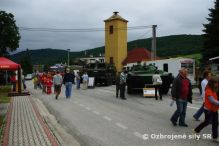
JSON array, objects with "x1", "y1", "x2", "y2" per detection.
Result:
[
  {"x1": 0, "y1": 86, "x2": 11, "y2": 104},
  {"x1": 0, "y1": 85, "x2": 11, "y2": 141}
]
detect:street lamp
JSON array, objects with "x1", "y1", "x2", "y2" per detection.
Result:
[{"x1": 67, "y1": 49, "x2": 70, "y2": 67}]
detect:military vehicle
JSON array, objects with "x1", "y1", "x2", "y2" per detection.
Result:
[
  {"x1": 126, "y1": 63, "x2": 173, "y2": 94},
  {"x1": 85, "y1": 62, "x2": 116, "y2": 86}
]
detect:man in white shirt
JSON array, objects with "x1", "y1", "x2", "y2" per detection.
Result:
[
  {"x1": 152, "y1": 70, "x2": 163, "y2": 100},
  {"x1": 120, "y1": 69, "x2": 127, "y2": 100},
  {"x1": 193, "y1": 70, "x2": 211, "y2": 121},
  {"x1": 75, "y1": 72, "x2": 81, "y2": 89},
  {"x1": 82, "y1": 72, "x2": 89, "y2": 89}
]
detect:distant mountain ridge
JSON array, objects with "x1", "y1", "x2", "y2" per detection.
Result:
[{"x1": 11, "y1": 34, "x2": 203, "y2": 65}]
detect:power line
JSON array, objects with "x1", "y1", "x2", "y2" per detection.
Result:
[{"x1": 19, "y1": 25, "x2": 152, "y2": 32}]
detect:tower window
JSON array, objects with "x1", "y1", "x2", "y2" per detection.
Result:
[
  {"x1": 163, "y1": 63, "x2": 168, "y2": 72},
  {"x1": 109, "y1": 25, "x2": 113, "y2": 34},
  {"x1": 110, "y1": 57, "x2": 114, "y2": 64}
]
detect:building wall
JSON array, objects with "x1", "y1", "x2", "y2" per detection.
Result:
[{"x1": 105, "y1": 20, "x2": 127, "y2": 72}]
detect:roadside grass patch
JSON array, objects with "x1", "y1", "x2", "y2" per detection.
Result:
[
  {"x1": 0, "y1": 85, "x2": 11, "y2": 140},
  {"x1": 0, "y1": 86, "x2": 11, "y2": 104}
]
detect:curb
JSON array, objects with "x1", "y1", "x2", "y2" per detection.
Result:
[
  {"x1": 29, "y1": 96, "x2": 60, "y2": 146},
  {"x1": 2, "y1": 98, "x2": 13, "y2": 146}
]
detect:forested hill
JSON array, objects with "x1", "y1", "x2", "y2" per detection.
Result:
[{"x1": 11, "y1": 34, "x2": 203, "y2": 65}]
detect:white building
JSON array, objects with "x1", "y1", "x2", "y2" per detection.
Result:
[
  {"x1": 126, "y1": 57, "x2": 196, "y2": 84},
  {"x1": 80, "y1": 56, "x2": 105, "y2": 64},
  {"x1": 209, "y1": 56, "x2": 219, "y2": 75}
]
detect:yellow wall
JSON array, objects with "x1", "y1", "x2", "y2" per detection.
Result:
[{"x1": 105, "y1": 20, "x2": 127, "y2": 72}]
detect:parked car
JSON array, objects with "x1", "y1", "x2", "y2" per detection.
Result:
[{"x1": 25, "y1": 74, "x2": 33, "y2": 80}]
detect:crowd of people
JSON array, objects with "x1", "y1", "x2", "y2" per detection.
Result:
[
  {"x1": 169, "y1": 68, "x2": 219, "y2": 143},
  {"x1": 32, "y1": 69, "x2": 89, "y2": 99},
  {"x1": 116, "y1": 67, "x2": 219, "y2": 142},
  {"x1": 29, "y1": 67, "x2": 219, "y2": 142}
]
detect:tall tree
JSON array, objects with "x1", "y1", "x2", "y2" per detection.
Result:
[
  {"x1": 20, "y1": 49, "x2": 33, "y2": 75},
  {"x1": 0, "y1": 11, "x2": 20, "y2": 57},
  {"x1": 202, "y1": 0, "x2": 219, "y2": 63}
]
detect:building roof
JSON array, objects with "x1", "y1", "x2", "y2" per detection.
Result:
[
  {"x1": 104, "y1": 12, "x2": 128, "y2": 22},
  {"x1": 122, "y1": 48, "x2": 159, "y2": 65}
]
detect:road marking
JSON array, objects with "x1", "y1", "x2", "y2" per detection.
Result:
[
  {"x1": 187, "y1": 106, "x2": 199, "y2": 110},
  {"x1": 103, "y1": 116, "x2": 112, "y2": 121},
  {"x1": 85, "y1": 107, "x2": 91, "y2": 111},
  {"x1": 98, "y1": 89, "x2": 114, "y2": 94},
  {"x1": 134, "y1": 132, "x2": 143, "y2": 139},
  {"x1": 93, "y1": 111, "x2": 100, "y2": 115},
  {"x1": 116, "y1": 123, "x2": 128, "y2": 129}
]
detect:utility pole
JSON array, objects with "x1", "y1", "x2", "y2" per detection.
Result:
[
  {"x1": 67, "y1": 49, "x2": 70, "y2": 67},
  {"x1": 151, "y1": 25, "x2": 157, "y2": 61}
]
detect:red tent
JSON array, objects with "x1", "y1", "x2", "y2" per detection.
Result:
[
  {"x1": 0, "y1": 57, "x2": 22, "y2": 93},
  {"x1": 0, "y1": 57, "x2": 21, "y2": 70}
]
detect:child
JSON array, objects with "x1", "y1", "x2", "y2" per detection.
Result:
[{"x1": 33, "y1": 76, "x2": 38, "y2": 89}]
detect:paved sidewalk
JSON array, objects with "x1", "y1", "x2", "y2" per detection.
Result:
[{"x1": 2, "y1": 96, "x2": 59, "y2": 146}]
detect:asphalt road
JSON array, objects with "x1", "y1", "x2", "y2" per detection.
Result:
[{"x1": 27, "y1": 81, "x2": 218, "y2": 146}]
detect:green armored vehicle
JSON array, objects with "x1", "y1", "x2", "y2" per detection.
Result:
[
  {"x1": 126, "y1": 64, "x2": 173, "y2": 94},
  {"x1": 85, "y1": 62, "x2": 116, "y2": 86}
]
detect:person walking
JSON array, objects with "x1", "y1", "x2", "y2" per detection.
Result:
[
  {"x1": 21, "y1": 74, "x2": 27, "y2": 90},
  {"x1": 53, "y1": 71, "x2": 63, "y2": 99},
  {"x1": 193, "y1": 77, "x2": 219, "y2": 143},
  {"x1": 170, "y1": 68, "x2": 192, "y2": 127},
  {"x1": 116, "y1": 72, "x2": 121, "y2": 98},
  {"x1": 75, "y1": 72, "x2": 81, "y2": 89},
  {"x1": 33, "y1": 75, "x2": 38, "y2": 89},
  {"x1": 63, "y1": 68, "x2": 75, "y2": 98},
  {"x1": 120, "y1": 69, "x2": 127, "y2": 100},
  {"x1": 10, "y1": 72, "x2": 16, "y2": 92},
  {"x1": 46, "y1": 74, "x2": 53, "y2": 94},
  {"x1": 152, "y1": 70, "x2": 163, "y2": 100},
  {"x1": 82, "y1": 72, "x2": 89, "y2": 90},
  {"x1": 41, "y1": 72, "x2": 47, "y2": 94},
  {"x1": 193, "y1": 70, "x2": 211, "y2": 121}
]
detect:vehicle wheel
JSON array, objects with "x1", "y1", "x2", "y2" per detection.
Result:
[
  {"x1": 127, "y1": 85, "x2": 133, "y2": 94},
  {"x1": 108, "y1": 80, "x2": 112, "y2": 86},
  {"x1": 105, "y1": 80, "x2": 112, "y2": 86},
  {"x1": 162, "y1": 86, "x2": 169, "y2": 94},
  {"x1": 104, "y1": 81, "x2": 108, "y2": 86}
]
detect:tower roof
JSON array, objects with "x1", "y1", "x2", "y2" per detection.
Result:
[{"x1": 104, "y1": 12, "x2": 128, "y2": 22}]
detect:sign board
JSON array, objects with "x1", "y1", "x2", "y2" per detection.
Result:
[
  {"x1": 88, "y1": 77, "x2": 95, "y2": 87},
  {"x1": 143, "y1": 88, "x2": 155, "y2": 97}
]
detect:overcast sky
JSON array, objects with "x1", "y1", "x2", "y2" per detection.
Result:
[{"x1": 0, "y1": 0, "x2": 215, "y2": 52}]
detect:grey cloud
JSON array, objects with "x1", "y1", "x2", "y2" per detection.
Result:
[{"x1": 0, "y1": 0, "x2": 215, "y2": 52}]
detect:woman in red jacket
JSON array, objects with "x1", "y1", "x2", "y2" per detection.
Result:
[
  {"x1": 194, "y1": 76, "x2": 219, "y2": 142},
  {"x1": 10, "y1": 72, "x2": 17, "y2": 92},
  {"x1": 46, "y1": 74, "x2": 53, "y2": 94}
]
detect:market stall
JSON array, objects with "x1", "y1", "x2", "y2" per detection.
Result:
[{"x1": 0, "y1": 57, "x2": 22, "y2": 94}]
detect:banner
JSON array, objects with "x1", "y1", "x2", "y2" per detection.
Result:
[{"x1": 143, "y1": 88, "x2": 155, "y2": 97}]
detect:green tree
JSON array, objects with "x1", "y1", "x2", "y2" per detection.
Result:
[
  {"x1": 20, "y1": 49, "x2": 33, "y2": 75},
  {"x1": 202, "y1": 0, "x2": 219, "y2": 63},
  {"x1": 0, "y1": 11, "x2": 20, "y2": 56},
  {"x1": 43, "y1": 64, "x2": 50, "y2": 72}
]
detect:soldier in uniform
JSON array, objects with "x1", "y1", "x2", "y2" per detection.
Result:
[
  {"x1": 120, "y1": 69, "x2": 127, "y2": 100},
  {"x1": 116, "y1": 72, "x2": 121, "y2": 98}
]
